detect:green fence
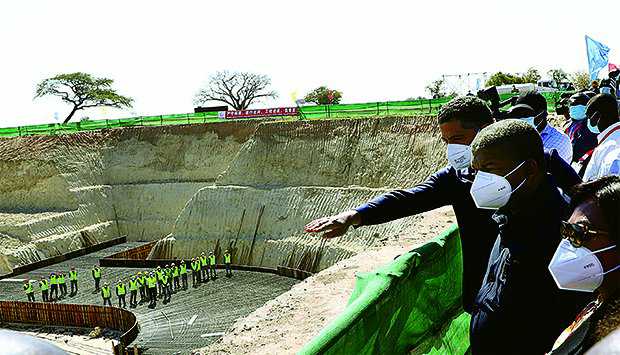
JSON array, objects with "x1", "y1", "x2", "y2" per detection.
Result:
[
  {"x1": 0, "y1": 92, "x2": 565, "y2": 138},
  {"x1": 299, "y1": 225, "x2": 470, "y2": 355}
]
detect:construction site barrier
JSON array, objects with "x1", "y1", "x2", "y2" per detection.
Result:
[
  {"x1": 104, "y1": 241, "x2": 157, "y2": 260},
  {"x1": 0, "y1": 92, "x2": 564, "y2": 138},
  {"x1": 299, "y1": 224, "x2": 470, "y2": 354},
  {"x1": 0, "y1": 237, "x2": 127, "y2": 280},
  {"x1": 0, "y1": 300, "x2": 139, "y2": 355}
]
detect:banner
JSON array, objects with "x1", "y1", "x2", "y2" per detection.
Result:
[
  {"x1": 586, "y1": 35, "x2": 610, "y2": 80},
  {"x1": 219, "y1": 107, "x2": 298, "y2": 119}
]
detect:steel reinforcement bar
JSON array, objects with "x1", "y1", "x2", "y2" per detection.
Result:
[{"x1": 0, "y1": 300, "x2": 139, "y2": 355}]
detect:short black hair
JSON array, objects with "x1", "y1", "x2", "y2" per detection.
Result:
[
  {"x1": 515, "y1": 91, "x2": 548, "y2": 115},
  {"x1": 570, "y1": 175, "x2": 620, "y2": 244},
  {"x1": 586, "y1": 93, "x2": 619, "y2": 121},
  {"x1": 471, "y1": 119, "x2": 544, "y2": 166},
  {"x1": 437, "y1": 96, "x2": 493, "y2": 129},
  {"x1": 505, "y1": 104, "x2": 536, "y2": 119}
]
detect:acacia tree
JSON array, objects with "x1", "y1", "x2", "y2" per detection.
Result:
[
  {"x1": 194, "y1": 71, "x2": 277, "y2": 110},
  {"x1": 425, "y1": 78, "x2": 446, "y2": 99},
  {"x1": 521, "y1": 67, "x2": 541, "y2": 83},
  {"x1": 35, "y1": 72, "x2": 133, "y2": 124},
  {"x1": 570, "y1": 71, "x2": 591, "y2": 91},
  {"x1": 304, "y1": 86, "x2": 343, "y2": 105},
  {"x1": 548, "y1": 69, "x2": 569, "y2": 85}
]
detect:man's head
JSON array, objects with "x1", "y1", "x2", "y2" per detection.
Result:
[
  {"x1": 586, "y1": 93, "x2": 620, "y2": 133},
  {"x1": 514, "y1": 91, "x2": 548, "y2": 132},
  {"x1": 438, "y1": 96, "x2": 494, "y2": 145},
  {"x1": 470, "y1": 119, "x2": 545, "y2": 210}
]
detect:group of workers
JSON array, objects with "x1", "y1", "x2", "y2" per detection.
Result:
[
  {"x1": 22, "y1": 267, "x2": 79, "y2": 303},
  {"x1": 22, "y1": 250, "x2": 233, "y2": 310},
  {"x1": 306, "y1": 87, "x2": 620, "y2": 354}
]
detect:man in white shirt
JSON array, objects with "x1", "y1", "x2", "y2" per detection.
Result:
[
  {"x1": 583, "y1": 93, "x2": 620, "y2": 181},
  {"x1": 514, "y1": 92, "x2": 573, "y2": 163}
]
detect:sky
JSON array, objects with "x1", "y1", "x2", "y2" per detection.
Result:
[{"x1": 0, "y1": 0, "x2": 619, "y2": 128}]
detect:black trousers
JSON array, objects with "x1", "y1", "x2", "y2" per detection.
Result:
[
  {"x1": 103, "y1": 297, "x2": 111, "y2": 306},
  {"x1": 139, "y1": 286, "x2": 146, "y2": 301},
  {"x1": 50, "y1": 285, "x2": 58, "y2": 300},
  {"x1": 42, "y1": 290, "x2": 48, "y2": 302},
  {"x1": 118, "y1": 295, "x2": 126, "y2": 308},
  {"x1": 148, "y1": 288, "x2": 157, "y2": 306},
  {"x1": 60, "y1": 283, "x2": 67, "y2": 296},
  {"x1": 210, "y1": 265, "x2": 216, "y2": 278},
  {"x1": 174, "y1": 276, "x2": 180, "y2": 290},
  {"x1": 226, "y1": 263, "x2": 232, "y2": 275},
  {"x1": 27, "y1": 293, "x2": 35, "y2": 302},
  {"x1": 94, "y1": 277, "x2": 101, "y2": 291},
  {"x1": 181, "y1": 274, "x2": 188, "y2": 289},
  {"x1": 70, "y1": 280, "x2": 78, "y2": 294},
  {"x1": 130, "y1": 290, "x2": 137, "y2": 305},
  {"x1": 201, "y1": 267, "x2": 208, "y2": 281}
]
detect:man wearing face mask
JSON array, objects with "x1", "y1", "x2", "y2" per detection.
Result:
[
  {"x1": 582, "y1": 93, "x2": 620, "y2": 181},
  {"x1": 513, "y1": 91, "x2": 573, "y2": 164},
  {"x1": 304, "y1": 96, "x2": 581, "y2": 315},
  {"x1": 548, "y1": 176, "x2": 620, "y2": 354},
  {"x1": 468, "y1": 119, "x2": 590, "y2": 355},
  {"x1": 564, "y1": 92, "x2": 599, "y2": 176}
]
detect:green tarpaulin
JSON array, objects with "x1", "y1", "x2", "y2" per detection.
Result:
[{"x1": 299, "y1": 225, "x2": 470, "y2": 355}]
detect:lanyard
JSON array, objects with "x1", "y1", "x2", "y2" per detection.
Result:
[{"x1": 599, "y1": 124, "x2": 620, "y2": 145}]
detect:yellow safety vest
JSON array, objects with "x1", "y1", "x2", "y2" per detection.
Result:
[
  {"x1": 224, "y1": 253, "x2": 231, "y2": 263},
  {"x1": 209, "y1": 255, "x2": 216, "y2": 265},
  {"x1": 148, "y1": 276, "x2": 156, "y2": 288},
  {"x1": 58, "y1": 275, "x2": 65, "y2": 284},
  {"x1": 102, "y1": 287, "x2": 111, "y2": 298},
  {"x1": 180, "y1": 264, "x2": 187, "y2": 274},
  {"x1": 129, "y1": 280, "x2": 138, "y2": 291},
  {"x1": 116, "y1": 284, "x2": 126, "y2": 296},
  {"x1": 39, "y1": 280, "x2": 48, "y2": 291},
  {"x1": 200, "y1": 256, "x2": 207, "y2": 266},
  {"x1": 50, "y1": 275, "x2": 58, "y2": 285},
  {"x1": 24, "y1": 283, "x2": 33, "y2": 294},
  {"x1": 69, "y1": 270, "x2": 78, "y2": 281},
  {"x1": 93, "y1": 268, "x2": 101, "y2": 278}
]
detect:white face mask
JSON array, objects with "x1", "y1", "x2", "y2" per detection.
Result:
[
  {"x1": 446, "y1": 144, "x2": 472, "y2": 170},
  {"x1": 469, "y1": 161, "x2": 527, "y2": 210},
  {"x1": 548, "y1": 239, "x2": 620, "y2": 293}
]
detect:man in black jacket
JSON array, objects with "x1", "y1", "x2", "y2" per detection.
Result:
[
  {"x1": 305, "y1": 96, "x2": 581, "y2": 314},
  {"x1": 468, "y1": 119, "x2": 590, "y2": 354}
]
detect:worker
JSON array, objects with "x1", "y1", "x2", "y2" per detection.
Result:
[
  {"x1": 57, "y1": 272, "x2": 67, "y2": 298},
  {"x1": 137, "y1": 272, "x2": 147, "y2": 304},
  {"x1": 116, "y1": 280, "x2": 126, "y2": 308},
  {"x1": 91, "y1": 265, "x2": 102, "y2": 292},
  {"x1": 179, "y1": 259, "x2": 188, "y2": 290},
  {"x1": 69, "y1": 267, "x2": 78, "y2": 296},
  {"x1": 147, "y1": 272, "x2": 157, "y2": 308},
  {"x1": 172, "y1": 263, "x2": 180, "y2": 291},
  {"x1": 161, "y1": 272, "x2": 170, "y2": 303},
  {"x1": 200, "y1": 252, "x2": 208, "y2": 282},
  {"x1": 128, "y1": 276, "x2": 138, "y2": 308},
  {"x1": 101, "y1": 283, "x2": 112, "y2": 306},
  {"x1": 191, "y1": 257, "x2": 200, "y2": 287},
  {"x1": 39, "y1": 276, "x2": 49, "y2": 302},
  {"x1": 224, "y1": 250, "x2": 232, "y2": 277},
  {"x1": 166, "y1": 264, "x2": 174, "y2": 295},
  {"x1": 49, "y1": 272, "x2": 58, "y2": 301},
  {"x1": 23, "y1": 279, "x2": 35, "y2": 302},
  {"x1": 209, "y1": 251, "x2": 217, "y2": 279},
  {"x1": 156, "y1": 266, "x2": 164, "y2": 298}
]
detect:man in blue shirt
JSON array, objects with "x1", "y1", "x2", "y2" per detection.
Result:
[
  {"x1": 468, "y1": 119, "x2": 590, "y2": 354},
  {"x1": 305, "y1": 96, "x2": 581, "y2": 313}
]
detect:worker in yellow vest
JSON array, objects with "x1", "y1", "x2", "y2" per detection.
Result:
[
  {"x1": 92, "y1": 265, "x2": 102, "y2": 292},
  {"x1": 147, "y1": 272, "x2": 157, "y2": 308},
  {"x1": 172, "y1": 263, "x2": 180, "y2": 291},
  {"x1": 156, "y1": 266, "x2": 164, "y2": 298},
  {"x1": 39, "y1": 277, "x2": 49, "y2": 302},
  {"x1": 69, "y1": 267, "x2": 78, "y2": 296},
  {"x1": 128, "y1": 276, "x2": 138, "y2": 308},
  {"x1": 224, "y1": 250, "x2": 232, "y2": 277},
  {"x1": 101, "y1": 283, "x2": 112, "y2": 306},
  {"x1": 49, "y1": 272, "x2": 59, "y2": 301},
  {"x1": 23, "y1": 279, "x2": 35, "y2": 302},
  {"x1": 200, "y1": 252, "x2": 208, "y2": 282},
  {"x1": 58, "y1": 272, "x2": 67, "y2": 298},
  {"x1": 116, "y1": 280, "x2": 126, "y2": 308},
  {"x1": 161, "y1": 273, "x2": 171, "y2": 303},
  {"x1": 191, "y1": 257, "x2": 200, "y2": 287},
  {"x1": 208, "y1": 251, "x2": 217, "y2": 279},
  {"x1": 137, "y1": 272, "x2": 147, "y2": 304},
  {"x1": 179, "y1": 259, "x2": 188, "y2": 290}
]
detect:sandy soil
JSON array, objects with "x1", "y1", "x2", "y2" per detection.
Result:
[{"x1": 198, "y1": 206, "x2": 455, "y2": 355}]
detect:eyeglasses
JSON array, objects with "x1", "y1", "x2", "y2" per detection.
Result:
[{"x1": 560, "y1": 221, "x2": 608, "y2": 248}]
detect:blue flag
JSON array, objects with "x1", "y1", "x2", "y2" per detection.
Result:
[{"x1": 586, "y1": 35, "x2": 610, "y2": 80}]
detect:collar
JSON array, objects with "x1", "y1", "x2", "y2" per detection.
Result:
[{"x1": 597, "y1": 121, "x2": 620, "y2": 143}]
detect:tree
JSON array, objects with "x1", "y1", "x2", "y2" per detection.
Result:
[
  {"x1": 521, "y1": 67, "x2": 541, "y2": 83},
  {"x1": 485, "y1": 72, "x2": 525, "y2": 87},
  {"x1": 570, "y1": 71, "x2": 591, "y2": 91},
  {"x1": 303, "y1": 86, "x2": 343, "y2": 105},
  {"x1": 548, "y1": 69, "x2": 569, "y2": 85},
  {"x1": 35, "y1": 72, "x2": 133, "y2": 124},
  {"x1": 425, "y1": 78, "x2": 446, "y2": 99},
  {"x1": 194, "y1": 70, "x2": 277, "y2": 110}
]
